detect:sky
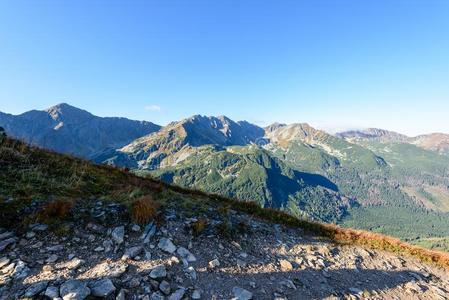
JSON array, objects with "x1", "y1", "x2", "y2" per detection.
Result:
[{"x1": 0, "y1": 0, "x2": 448, "y2": 136}]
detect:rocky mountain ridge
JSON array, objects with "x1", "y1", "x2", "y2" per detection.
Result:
[
  {"x1": 337, "y1": 128, "x2": 449, "y2": 154},
  {"x1": 94, "y1": 115, "x2": 264, "y2": 170},
  {"x1": 0, "y1": 103, "x2": 160, "y2": 158}
]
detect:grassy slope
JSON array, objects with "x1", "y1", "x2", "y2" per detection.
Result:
[
  {"x1": 351, "y1": 141, "x2": 449, "y2": 250},
  {"x1": 1, "y1": 136, "x2": 449, "y2": 269},
  {"x1": 149, "y1": 146, "x2": 347, "y2": 222},
  {"x1": 359, "y1": 141, "x2": 449, "y2": 178},
  {"x1": 268, "y1": 139, "x2": 449, "y2": 250}
]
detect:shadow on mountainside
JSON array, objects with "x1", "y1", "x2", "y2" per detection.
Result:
[{"x1": 294, "y1": 170, "x2": 339, "y2": 192}]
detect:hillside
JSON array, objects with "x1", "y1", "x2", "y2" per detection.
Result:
[
  {"x1": 0, "y1": 103, "x2": 160, "y2": 158},
  {"x1": 149, "y1": 145, "x2": 348, "y2": 223},
  {"x1": 2, "y1": 136, "x2": 449, "y2": 299},
  {"x1": 412, "y1": 133, "x2": 449, "y2": 155},
  {"x1": 91, "y1": 116, "x2": 449, "y2": 252}
]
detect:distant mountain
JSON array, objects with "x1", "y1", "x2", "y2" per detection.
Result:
[
  {"x1": 94, "y1": 115, "x2": 264, "y2": 169},
  {"x1": 265, "y1": 123, "x2": 331, "y2": 146},
  {"x1": 0, "y1": 103, "x2": 160, "y2": 158},
  {"x1": 337, "y1": 128, "x2": 449, "y2": 156},
  {"x1": 412, "y1": 133, "x2": 449, "y2": 155},
  {"x1": 336, "y1": 128, "x2": 410, "y2": 143}
]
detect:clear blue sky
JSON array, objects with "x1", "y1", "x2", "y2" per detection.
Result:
[{"x1": 0, "y1": 0, "x2": 448, "y2": 136}]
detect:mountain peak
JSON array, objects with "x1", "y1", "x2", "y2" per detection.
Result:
[
  {"x1": 264, "y1": 122, "x2": 328, "y2": 145},
  {"x1": 1, "y1": 104, "x2": 160, "y2": 158},
  {"x1": 265, "y1": 122, "x2": 287, "y2": 133},
  {"x1": 49, "y1": 102, "x2": 74, "y2": 109},
  {"x1": 45, "y1": 103, "x2": 93, "y2": 121}
]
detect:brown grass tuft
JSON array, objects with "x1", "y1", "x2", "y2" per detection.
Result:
[
  {"x1": 38, "y1": 199, "x2": 73, "y2": 222},
  {"x1": 131, "y1": 196, "x2": 160, "y2": 224},
  {"x1": 216, "y1": 221, "x2": 234, "y2": 238},
  {"x1": 191, "y1": 218, "x2": 208, "y2": 236}
]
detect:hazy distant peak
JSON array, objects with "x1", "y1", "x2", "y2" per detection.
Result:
[
  {"x1": 337, "y1": 128, "x2": 409, "y2": 143},
  {"x1": 412, "y1": 133, "x2": 449, "y2": 154}
]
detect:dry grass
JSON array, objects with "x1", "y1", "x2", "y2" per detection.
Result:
[
  {"x1": 130, "y1": 195, "x2": 160, "y2": 224},
  {"x1": 191, "y1": 218, "x2": 208, "y2": 236},
  {"x1": 216, "y1": 221, "x2": 234, "y2": 238},
  {"x1": 38, "y1": 199, "x2": 73, "y2": 223},
  {"x1": 326, "y1": 224, "x2": 449, "y2": 268}
]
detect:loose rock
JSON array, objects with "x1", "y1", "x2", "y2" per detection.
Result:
[
  {"x1": 168, "y1": 288, "x2": 185, "y2": 300},
  {"x1": 122, "y1": 246, "x2": 143, "y2": 260},
  {"x1": 176, "y1": 247, "x2": 196, "y2": 262},
  {"x1": 112, "y1": 226, "x2": 125, "y2": 244},
  {"x1": 90, "y1": 278, "x2": 116, "y2": 297},
  {"x1": 279, "y1": 259, "x2": 293, "y2": 271},
  {"x1": 60, "y1": 280, "x2": 91, "y2": 300},
  {"x1": 45, "y1": 285, "x2": 60, "y2": 299},
  {"x1": 24, "y1": 281, "x2": 48, "y2": 297},
  {"x1": 158, "y1": 238, "x2": 176, "y2": 253},
  {"x1": 159, "y1": 280, "x2": 171, "y2": 295},
  {"x1": 209, "y1": 259, "x2": 220, "y2": 269},
  {"x1": 232, "y1": 286, "x2": 253, "y2": 300},
  {"x1": 150, "y1": 264, "x2": 167, "y2": 279}
]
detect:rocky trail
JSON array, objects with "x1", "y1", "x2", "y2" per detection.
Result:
[{"x1": 0, "y1": 201, "x2": 448, "y2": 300}]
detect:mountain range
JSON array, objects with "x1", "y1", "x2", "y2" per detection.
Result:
[
  {"x1": 0, "y1": 103, "x2": 160, "y2": 158},
  {"x1": 2, "y1": 103, "x2": 449, "y2": 251},
  {"x1": 338, "y1": 128, "x2": 449, "y2": 155}
]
